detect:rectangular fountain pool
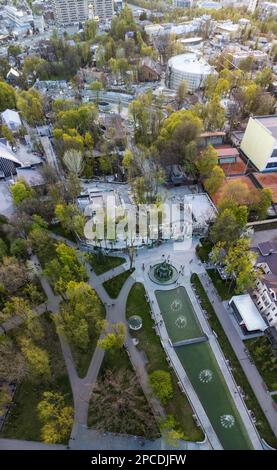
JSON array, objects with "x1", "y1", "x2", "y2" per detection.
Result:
[
  {"x1": 155, "y1": 287, "x2": 253, "y2": 449},
  {"x1": 155, "y1": 287, "x2": 203, "y2": 343},
  {"x1": 176, "y1": 343, "x2": 252, "y2": 450}
]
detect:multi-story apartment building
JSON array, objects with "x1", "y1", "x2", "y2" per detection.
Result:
[
  {"x1": 90, "y1": 0, "x2": 114, "y2": 23},
  {"x1": 4, "y1": 5, "x2": 33, "y2": 34},
  {"x1": 52, "y1": 0, "x2": 89, "y2": 25},
  {"x1": 252, "y1": 242, "x2": 277, "y2": 330}
]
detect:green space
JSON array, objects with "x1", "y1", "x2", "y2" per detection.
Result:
[
  {"x1": 87, "y1": 252, "x2": 125, "y2": 275},
  {"x1": 191, "y1": 273, "x2": 277, "y2": 448},
  {"x1": 156, "y1": 287, "x2": 203, "y2": 343},
  {"x1": 176, "y1": 343, "x2": 252, "y2": 449},
  {"x1": 88, "y1": 346, "x2": 160, "y2": 439},
  {"x1": 70, "y1": 302, "x2": 105, "y2": 378},
  {"x1": 48, "y1": 223, "x2": 77, "y2": 243},
  {"x1": 126, "y1": 283, "x2": 204, "y2": 442},
  {"x1": 103, "y1": 269, "x2": 134, "y2": 298},
  {"x1": 207, "y1": 269, "x2": 235, "y2": 300},
  {"x1": 196, "y1": 238, "x2": 213, "y2": 262},
  {"x1": 273, "y1": 395, "x2": 277, "y2": 404},
  {"x1": 246, "y1": 336, "x2": 277, "y2": 392},
  {"x1": 1, "y1": 314, "x2": 73, "y2": 442}
]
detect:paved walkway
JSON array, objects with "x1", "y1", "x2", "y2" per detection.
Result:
[
  {"x1": 199, "y1": 271, "x2": 277, "y2": 440},
  {"x1": 69, "y1": 425, "x2": 211, "y2": 450},
  {"x1": 0, "y1": 438, "x2": 66, "y2": 450}
]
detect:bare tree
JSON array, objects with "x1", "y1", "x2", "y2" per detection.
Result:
[{"x1": 63, "y1": 149, "x2": 84, "y2": 176}]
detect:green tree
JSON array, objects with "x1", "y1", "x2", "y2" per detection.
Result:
[
  {"x1": 224, "y1": 238, "x2": 258, "y2": 293},
  {"x1": 10, "y1": 180, "x2": 33, "y2": 206},
  {"x1": 44, "y1": 243, "x2": 87, "y2": 295},
  {"x1": 160, "y1": 415, "x2": 185, "y2": 448},
  {"x1": 55, "y1": 203, "x2": 85, "y2": 237},
  {"x1": 97, "y1": 322, "x2": 126, "y2": 351},
  {"x1": 176, "y1": 80, "x2": 187, "y2": 109},
  {"x1": 17, "y1": 89, "x2": 44, "y2": 126},
  {"x1": 255, "y1": 67, "x2": 273, "y2": 89},
  {"x1": 149, "y1": 370, "x2": 173, "y2": 405},
  {"x1": 84, "y1": 19, "x2": 98, "y2": 41},
  {"x1": 203, "y1": 166, "x2": 224, "y2": 195},
  {"x1": 1, "y1": 124, "x2": 15, "y2": 144},
  {"x1": 156, "y1": 109, "x2": 202, "y2": 171},
  {"x1": 10, "y1": 238, "x2": 28, "y2": 259},
  {"x1": 197, "y1": 145, "x2": 218, "y2": 179},
  {"x1": 0, "y1": 82, "x2": 16, "y2": 112},
  {"x1": 53, "y1": 280, "x2": 102, "y2": 349},
  {"x1": 210, "y1": 207, "x2": 246, "y2": 247},
  {"x1": 0, "y1": 239, "x2": 8, "y2": 260},
  {"x1": 20, "y1": 337, "x2": 51, "y2": 378},
  {"x1": 202, "y1": 95, "x2": 225, "y2": 131},
  {"x1": 38, "y1": 391, "x2": 73, "y2": 444}
]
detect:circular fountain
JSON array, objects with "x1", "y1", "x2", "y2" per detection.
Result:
[{"x1": 148, "y1": 260, "x2": 179, "y2": 285}]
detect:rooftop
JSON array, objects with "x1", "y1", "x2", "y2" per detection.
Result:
[
  {"x1": 168, "y1": 53, "x2": 216, "y2": 75},
  {"x1": 216, "y1": 147, "x2": 239, "y2": 158},
  {"x1": 253, "y1": 172, "x2": 277, "y2": 203},
  {"x1": 254, "y1": 115, "x2": 277, "y2": 140},
  {"x1": 219, "y1": 156, "x2": 247, "y2": 176},
  {"x1": 230, "y1": 294, "x2": 268, "y2": 332}
]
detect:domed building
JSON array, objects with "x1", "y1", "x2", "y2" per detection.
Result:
[{"x1": 166, "y1": 52, "x2": 217, "y2": 92}]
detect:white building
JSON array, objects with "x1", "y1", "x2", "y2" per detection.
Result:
[
  {"x1": 4, "y1": 5, "x2": 33, "y2": 35},
  {"x1": 1, "y1": 109, "x2": 22, "y2": 132},
  {"x1": 254, "y1": 278, "x2": 277, "y2": 330},
  {"x1": 248, "y1": 0, "x2": 258, "y2": 14},
  {"x1": 51, "y1": 0, "x2": 89, "y2": 25},
  {"x1": 229, "y1": 294, "x2": 268, "y2": 334},
  {"x1": 241, "y1": 116, "x2": 277, "y2": 172},
  {"x1": 259, "y1": 2, "x2": 277, "y2": 19},
  {"x1": 225, "y1": 46, "x2": 268, "y2": 67},
  {"x1": 173, "y1": 0, "x2": 192, "y2": 6},
  {"x1": 198, "y1": 1, "x2": 222, "y2": 9},
  {"x1": 177, "y1": 36, "x2": 203, "y2": 51},
  {"x1": 89, "y1": 0, "x2": 114, "y2": 24},
  {"x1": 166, "y1": 52, "x2": 217, "y2": 91}
]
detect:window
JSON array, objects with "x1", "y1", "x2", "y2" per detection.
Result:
[
  {"x1": 271, "y1": 149, "x2": 277, "y2": 158},
  {"x1": 266, "y1": 161, "x2": 277, "y2": 169}
]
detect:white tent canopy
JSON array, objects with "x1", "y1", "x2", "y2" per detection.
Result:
[{"x1": 229, "y1": 294, "x2": 267, "y2": 332}]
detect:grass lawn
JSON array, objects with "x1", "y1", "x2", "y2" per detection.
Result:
[
  {"x1": 273, "y1": 395, "x2": 277, "y2": 404},
  {"x1": 88, "y1": 346, "x2": 160, "y2": 439},
  {"x1": 191, "y1": 273, "x2": 277, "y2": 448},
  {"x1": 48, "y1": 224, "x2": 77, "y2": 243},
  {"x1": 207, "y1": 269, "x2": 236, "y2": 300},
  {"x1": 1, "y1": 314, "x2": 73, "y2": 442},
  {"x1": 87, "y1": 252, "x2": 125, "y2": 275},
  {"x1": 103, "y1": 269, "x2": 134, "y2": 299},
  {"x1": 245, "y1": 337, "x2": 277, "y2": 392},
  {"x1": 126, "y1": 283, "x2": 204, "y2": 442},
  {"x1": 70, "y1": 301, "x2": 105, "y2": 378}
]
